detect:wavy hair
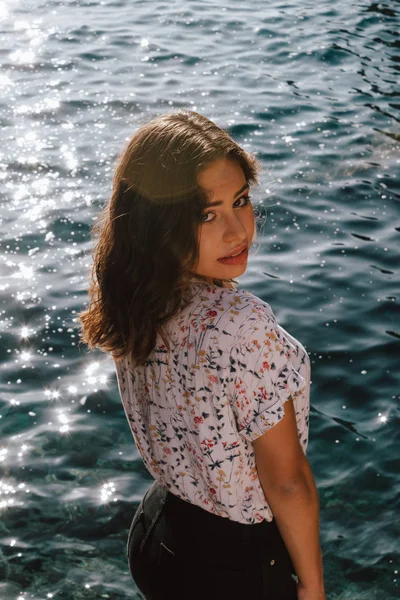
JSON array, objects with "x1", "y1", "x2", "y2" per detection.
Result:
[{"x1": 77, "y1": 110, "x2": 260, "y2": 366}]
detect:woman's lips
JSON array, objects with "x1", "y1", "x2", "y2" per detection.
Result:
[{"x1": 217, "y1": 247, "x2": 248, "y2": 265}]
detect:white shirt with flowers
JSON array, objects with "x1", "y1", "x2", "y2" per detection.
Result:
[{"x1": 114, "y1": 277, "x2": 311, "y2": 524}]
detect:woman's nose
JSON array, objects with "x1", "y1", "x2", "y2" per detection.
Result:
[{"x1": 223, "y1": 213, "x2": 247, "y2": 239}]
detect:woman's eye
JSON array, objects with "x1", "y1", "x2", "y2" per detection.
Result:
[
  {"x1": 236, "y1": 195, "x2": 251, "y2": 207},
  {"x1": 202, "y1": 195, "x2": 251, "y2": 224}
]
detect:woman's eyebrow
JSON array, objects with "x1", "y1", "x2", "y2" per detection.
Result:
[{"x1": 205, "y1": 183, "x2": 249, "y2": 207}]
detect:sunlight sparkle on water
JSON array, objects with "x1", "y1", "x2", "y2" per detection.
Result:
[
  {"x1": 16, "y1": 290, "x2": 38, "y2": 303},
  {"x1": 31, "y1": 176, "x2": 51, "y2": 196},
  {"x1": 9, "y1": 50, "x2": 36, "y2": 66},
  {"x1": 15, "y1": 97, "x2": 60, "y2": 116},
  {"x1": 13, "y1": 263, "x2": 35, "y2": 281},
  {"x1": 45, "y1": 389, "x2": 60, "y2": 400},
  {"x1": 13, "y1": 184, "x2": 29, "y2": 201},
  {"x1": 0, "y1": 73, "x2": 12, "y2": 87},
  {"x1": 24, "y1": 201, "x2": 45, "y2": 223},
  {"x1": 61, "y1": 144, "x2": 78, "y2": 171},
  {"x1": 0, "y1": 481, "x2": 29, "y2": 510},
  {"x1": 58, "y1": 412, "x2": 70, "y2": 434},
  {"x1": 16, "y1": 131, "x2": 48, "y2": 153},
  {"x1": 86, "y1": 362, "x2": 100, "y2": 376},
  {"x1": 20, "y1": 326, "x2": 32, "y2": 338},
  {"x1": 100, "y1": 482, "x2": 117, "y2": 503},
  {"x1": 14, "y1": 19, "x2": 37, "y2": 31},
  {"x1": 0, "y1": 4, "x2": 9, "y2": 20},
  {"x1": 84, "y1": 362, "x2": 108, "y2": 386}
]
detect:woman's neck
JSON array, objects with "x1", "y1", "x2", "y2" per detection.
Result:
[{"x1": 189, "y1": 274, "x2": 237, "y2": 290}]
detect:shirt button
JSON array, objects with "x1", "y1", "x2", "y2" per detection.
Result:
[{"x1": 270, "y1": 559, "x2": 275, "y2": 566}]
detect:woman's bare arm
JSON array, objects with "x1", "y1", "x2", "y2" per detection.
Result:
[{"x1": 253, "y1": 400, "x2": 325, "y2": 595}]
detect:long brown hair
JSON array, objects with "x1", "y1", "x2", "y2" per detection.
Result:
[{"x1": 77, "y1": 110, "x2": 260, "y2": 366}]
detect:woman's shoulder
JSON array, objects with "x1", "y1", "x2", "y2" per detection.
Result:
[
  {"x1": 209, "y1": 286, "x2": 279, "y2": 344},
  {"x1": 228, "y1": 286, "x2": 276, "y2": 322},
  {"x1": 187, "y1": 278, "x2": 277, "y2": 330},
  {"x1": 227, "y1": 289, "x2": 278, "y2": 343}
]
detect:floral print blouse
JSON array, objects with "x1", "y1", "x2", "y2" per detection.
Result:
[{"x1": 114, "y1": 277, "x2": 311, "y2": 524}]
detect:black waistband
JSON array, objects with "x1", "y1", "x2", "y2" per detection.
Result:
[
  {"x1": 142, "y1": 480, "x2": 292, "y2": 569},
  {"x1": 165, "y1": 488, "x2": 266, "y2": 532}
]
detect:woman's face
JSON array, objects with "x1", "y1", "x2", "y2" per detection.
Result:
[{"x1": 192, "y1": 158, "x2": 256, "y2": 284}]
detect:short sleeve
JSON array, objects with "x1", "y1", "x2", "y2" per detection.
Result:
[{"x1": 228, "y1": 305, "x2": 306, "y2": 442}]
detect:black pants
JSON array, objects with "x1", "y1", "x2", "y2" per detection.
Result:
[{"x1": 127, "y1": 480, "x2": 298, "y2": 600}]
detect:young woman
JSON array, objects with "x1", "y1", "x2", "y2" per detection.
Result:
[{"x1": 78, "y1": 111, "x2": 326, "y2": 600}]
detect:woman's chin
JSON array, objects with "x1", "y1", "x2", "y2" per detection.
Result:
[
  {"x1": 216, "y1": 263, "x2": 247, "y2": 277},
  {"x1": 191, "y1": 263, "x2": 247, "y2": 283}
]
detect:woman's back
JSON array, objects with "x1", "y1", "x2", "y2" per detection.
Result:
[{"x1": 114, "y1": 277, "x2": 311, "y2": 524}]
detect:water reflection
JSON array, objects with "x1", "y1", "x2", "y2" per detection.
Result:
[
  {"x1": 100, "y1": 482, "x2": 117, "y2": 504},
  {"x1": 0, "y1": 481, "x2": 29, "y2": 510}
]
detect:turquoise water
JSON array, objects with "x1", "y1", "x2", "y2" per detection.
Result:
[{"x1": 0, "y1": 0, "x2": 399, "y2": 598}]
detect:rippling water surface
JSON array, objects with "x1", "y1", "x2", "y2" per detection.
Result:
[{"x1": 0, "y1": 0, "x2": 399, "y2": 598}]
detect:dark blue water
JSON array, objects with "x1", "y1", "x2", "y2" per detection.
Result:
[{"x1": 0, "y1": 0, "x2": 399, "y2": 598}]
